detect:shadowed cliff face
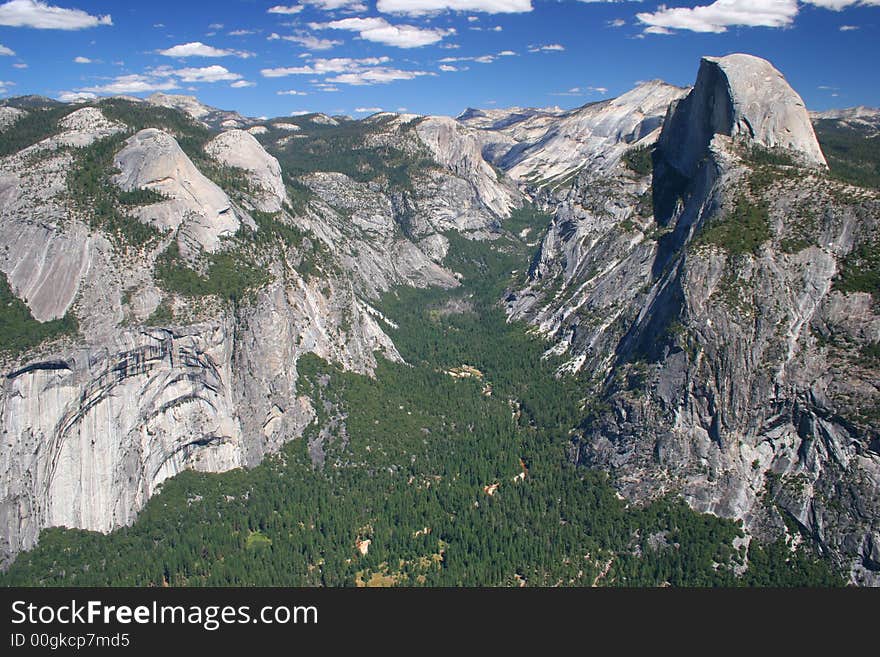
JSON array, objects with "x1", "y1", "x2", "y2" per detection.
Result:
[{"x1": 507, "y1": 54, "x2": 879, "y2": 584}]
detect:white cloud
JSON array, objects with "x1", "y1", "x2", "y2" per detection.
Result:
[
  {"x1": 0, "y1": 0, "x2": 111, "y2": 29},
  {"x1": 440, "y1": 49, "x2": 513, "y2": 64},
  {"x1": 839, "y1": 24, "x2": 859, "y2": 30},
  {"x1": 261, "y1": 56, "x2": 390, "y2": 77},
  {"x1": 528, "y1": 43, "x2": 565, "y2": 52},
  {"x1": 57, "y1": 90, "x2": 96, "y2": 102},
  {"x1": 267, "y1": 4, "x2": 303, "y2": 14},
  {"x1": 803, "y1": 0, "x2": 880, "y2": 8},
  {"x1": 553, "y1": 85, "x2": 607, "y2": 96},
  {"x1": 439, "y1": 64, "x2": 458, "y2": 71},
  {"x1": 277, "y1": 33, "x2": 342, "y2": 50},
  {"x1": 73, "y1": 55, "x2": 91, "y2": 63},
  {"x1": 608, "y1": 18, "x2": 626, "y2": 27},
  {"x1": 355, "y1": 106, "x2": 383, "y2": 113},
  {"x1": 304, "y1": 0, "x2": 368, "y2": 8},
  {"x1": 264, "y1": 53, "x2": 430, "y2": 87},
  {"x1": 327, "y1": 67, "x2": 432, "y2": 85},
  {"x1": 175, "y1": 65, "x2": 242, "y2": 82},
  {"x1": 158, "y1": 41, "x2": 253, "y2": 58},
  {"x1": 377, "y1": 0, "x2": 532, "y2": 15},
  {"x1": 229, "y1": 28, "x2": 258, "y2": 36},
  {"x1": 81, "y1": 74, "x2": 180, "y2": 94},
  {"x1": 278, "y1": 89, "x2": 309, "y2": 95},
  {"x1": 12, "y1": 61, "x2": 26, "y2": 68},
  {"x1": 290, "y1": 110, "x2": 312, "y2": 116},
  {"x1": 636, "y1": 0, "x2": 801, "y2": 34},
  {"x1": 0, "y1": 43, "x2": 14, "y2": 55},
  {"x1": 271, "y1": 0, "x2": 366, "y2": 12},
  {"x1": 230, "y1": 80, "x2": 255, "y2": 88},
  {"x1": 311, "y1": 16, "x2": 454, "y2": 47}
]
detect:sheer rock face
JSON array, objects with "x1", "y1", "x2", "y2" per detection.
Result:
[
  {"x1": 205, "y1": 129, "x2": 287, "y2": 213},
  {"x1": 659, "y1": 54, "x2": 827, "y2": 178},
  {"x1": 508, "y1": 53, "x2": 878, "y2": 584},
  {"x1": 0, "y1": 324, "x2": 244, "y2": 565},
  {"x1": 113, "y1": 128, "x2": 241, "y2": 255}
]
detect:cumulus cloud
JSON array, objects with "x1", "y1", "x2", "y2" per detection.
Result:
[
  {"x1": 839, "y1": 24, "x2": 859, "y2": 30},
  {"x1": 328, "y1": 67, "x2": 432, "y2": 85},
  {"x1": 175, "y1": 65, "x2": 242, "y2": 82},
  {"x1": 0, "y1": 43, "x2": 14, "y2": 55},
  {"x1": 528, "y1": 43, "x2": 565, "y2": 52},
  {"x1": 262, "y1": 56, "x2": 390, "y2": 77},
  {"x1": 267, "y1": 4, "x2": 303, "y2": 14},
  {"x1": 439, "y1": 63, "x2": 458, "y2": 71},
  {"x1": 354, "y1": 106, "x2": 383, "y2": 113},
  {"x1": 270, "y1": 1, "x2": 367, "y2": 11},
  {"x1": 310, "y1": 16, "x2": 454, "y2": 47},
  {"x1": 377, "y1": 0, "x2": 532, "y2": 15},
  {"x1": 636, "y1": 0, "x2": 800, "y2": 34},
  {"x1": 803, "y1": 0, "x2": 880, "y2": 9},
  {"x1": 230, "y1": 80, "x2": 255, "y2": 88},
  {"x1": 608, "y1": 18, "x2": 626, "y2": 27},
  {"x1": 263, "y1": 53, "x2": 431, "y2": 87},
  {"x1": 73, "y1": 55, "x2": 91, "y2": 63},
  {"x1": 278, "y1": 89, "x2": 309, "y2": 95},
  {"x1": 81, "y1": 74, "x2": 180, "y2": 94},
  {"x1": 77, "y1": 64, "x2": 244, "y2": 95},
  {"x1": 228, "y1": 28, "x2": 259, "y2": 36},
  {"x1": 439, "y1": 49, "x2": 514, "y2": 64},
  {"x1": 0, "y1": 0, "x2": 111, "y2": 29},
  {"x1": 276, "y1": 33, "x2": 342, "y2": 50},
  {"x1": 305, "y1": 0, "x2": 368, "y2": 8},
  {"x1": 57, "y1": 90, "x2": 96, "y2": 102},
  {"x1": 158, "y1": 41, "x2": 253, "y2": 58}
]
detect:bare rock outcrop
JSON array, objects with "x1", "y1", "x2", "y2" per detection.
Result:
[
  {"x1": 659, "y1": 53, "x2": 827, "y2": 178},
  {"x1": 205, "y1": 129, "x2": 287, "y2": 212},
  {"x1": 113, "y1": 128, "x2": 241, "y2": 254}
]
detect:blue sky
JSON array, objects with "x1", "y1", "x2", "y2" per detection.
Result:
[{"x1": 0, "y1": 0, "x2": 877, "y2": 118}]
